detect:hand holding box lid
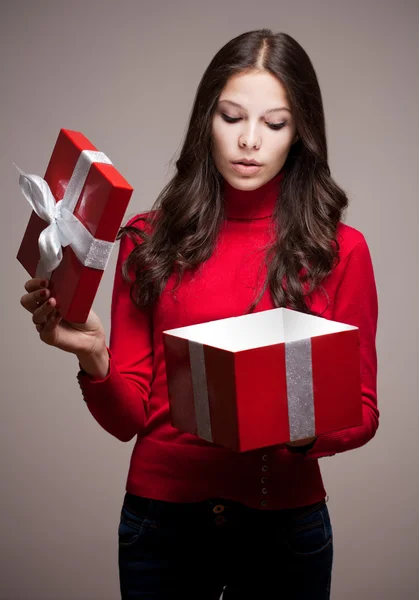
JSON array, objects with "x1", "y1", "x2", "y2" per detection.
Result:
[{"x1": 16, "y1": 129, "x2": 133, "y2": 323}]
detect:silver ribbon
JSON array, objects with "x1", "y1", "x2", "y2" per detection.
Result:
[
  {"x1": 188, "y1": 337, "x2": 315, "y2": 443},
  {"x1": 188, "y1": 340, "x2": 213, "y2": 442},
  {"x1": 15, "y1": 150, "x2": 115, "y2": 279},
  {"x1": 284, "y1": 338, "x2": 316, "y2": 441}
]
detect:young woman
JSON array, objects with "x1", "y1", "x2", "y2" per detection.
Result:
[{"x1": 21, "y1": 29, "x2": 378, "y2": 600}]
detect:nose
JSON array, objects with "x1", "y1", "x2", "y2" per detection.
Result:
[{"x1": 239, "y1": 127, "x2": 261, "y2": 150}]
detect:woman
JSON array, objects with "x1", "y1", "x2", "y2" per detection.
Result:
[{"x1": 20, "y1": 30, "x2": 378, "y2": 600}]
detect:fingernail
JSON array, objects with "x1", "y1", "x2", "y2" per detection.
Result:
[{"x1": 41, "y1": 280, "x2": 48, "y2": 287}]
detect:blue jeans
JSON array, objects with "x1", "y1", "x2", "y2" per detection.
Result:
[{"x1": 118, "y1": 492, "x2": 333, "y2": 599}]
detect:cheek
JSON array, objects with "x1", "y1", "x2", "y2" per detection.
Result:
[
  {"x1": 274, "y1": 132, "x2": 295, "y2": 157},
  {"x1": 211, "y1": 126, "x2": 229, "y2": 158}
]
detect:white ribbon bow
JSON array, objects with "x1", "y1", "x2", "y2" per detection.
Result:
[{"x1": 15, "y1": 149, "x2": 115, "y2": 279}]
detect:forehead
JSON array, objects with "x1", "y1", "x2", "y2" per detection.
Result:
[{"x1": 219, "y1": 71, "x2": 291, "y2": 109}]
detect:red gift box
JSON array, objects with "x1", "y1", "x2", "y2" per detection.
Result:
[
  {"x1": 163, "y1": 307, "x2": 362, "y2": 452},
  {"x1": 16, "y1": 129, "x2": 133, "y2": 323}
]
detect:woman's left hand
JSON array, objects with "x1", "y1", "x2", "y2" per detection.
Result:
[{"x1": 285, "y1": 436, "x2": 317, "y2": 447}]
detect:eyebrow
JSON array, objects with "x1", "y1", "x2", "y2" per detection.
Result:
[{"x1": 218, "y1": 99, "x2": 291, "y2": 114}]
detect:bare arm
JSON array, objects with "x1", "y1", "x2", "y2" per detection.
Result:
[{"x1": 77, "y1": 344, "x2": 110, "y2": 380}]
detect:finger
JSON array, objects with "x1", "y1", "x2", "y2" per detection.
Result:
[
  {"x1": 20, "y1": 287, "x2": 51, "y2": 313},
  {"x1": 32, "y1": 297, "x2": 56, "y2": 325},
  {"x1": 37, "y1": 308, "x2": 61, "y2": 334},
  {"x1": 24, "y1": 278, "x2": 49, "y2": 293}
]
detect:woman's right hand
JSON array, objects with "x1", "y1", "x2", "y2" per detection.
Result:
[{"x1": 20, "y1": 278, "x2": 107, "y2": 357}]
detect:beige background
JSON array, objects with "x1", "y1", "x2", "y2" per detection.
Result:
[{"x1": 1, "y1": 0, "x2": 418, "y2": 598}]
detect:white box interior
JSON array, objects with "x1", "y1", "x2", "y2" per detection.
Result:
[{"x1": 163, "y1": 308, "x2": 357, "y2": 352}]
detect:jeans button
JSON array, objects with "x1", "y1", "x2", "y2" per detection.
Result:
[{"x1": 213, "y1": 504, "x2": 225, "y2": 514}]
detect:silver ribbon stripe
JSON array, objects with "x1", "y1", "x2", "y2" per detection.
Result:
[
  {"x1": 188, "y1": 340, "x2": 213, "y2": 442},
  {"x1": 285, "y1": 338, "x2": 316, "y2": 441},
  {"x1": 15, "y1": 149, "x2": 115, "y2": 279}
]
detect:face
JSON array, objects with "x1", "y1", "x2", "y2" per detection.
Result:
[{"x1": 211, "y1": 70, "x2": 299, "y2": 190}]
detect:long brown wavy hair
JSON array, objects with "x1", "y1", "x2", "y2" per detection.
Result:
[{"x1": 117, "y1": 29, "x2": 349, "y2": 316}]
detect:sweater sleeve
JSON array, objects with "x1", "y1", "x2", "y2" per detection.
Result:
[
  {"x1": 303, "y1": 235, "x2": 379, "y2": 460},
  {"x1": 76, "y1": 214, "x2": 154, "y2": 443}
]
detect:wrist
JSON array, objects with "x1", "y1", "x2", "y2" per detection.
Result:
[
  {"x1": 77, "y1": 343, "x2": 109, "y2": 380},
  {"x1": 285, "y1": 436, "x2": 317, "y2": 454},
  {"x1": 285, "y1": 436, "x2": 317, "y2": 447}
]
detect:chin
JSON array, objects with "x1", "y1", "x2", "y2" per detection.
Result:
[{"x1": 227, "y1": 171, "x2": 270, "y2": 189}]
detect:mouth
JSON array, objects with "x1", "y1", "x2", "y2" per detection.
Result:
[
  {"x1": 232, "y1": 160, "x2": 262, "y2": 166},
  {"x1": 230, "y1": 161, "x2": 263, "y2": 174}
]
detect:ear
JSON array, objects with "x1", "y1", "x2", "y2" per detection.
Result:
[{"x1": 292, "y1": 132, "x2": 300, "y2": 144}]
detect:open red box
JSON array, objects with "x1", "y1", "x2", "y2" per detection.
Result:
[
  {"x1": 16, "y1": 129, "x2": 133, "y2": 323},
  {"x1": 163, "y1": 307, "x2": 362, "y2": 452}
]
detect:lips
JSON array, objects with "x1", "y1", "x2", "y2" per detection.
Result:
[
  {"x1": 233, "y1": 160, "x2": 262, "y2": 166},
  {"x1": 230, "y1": 162, "x2": 263, "y2": 174}
]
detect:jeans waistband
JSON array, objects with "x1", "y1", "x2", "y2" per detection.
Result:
[{"x1": 122, "y1": 492, "x2": 326, "y2": 520}]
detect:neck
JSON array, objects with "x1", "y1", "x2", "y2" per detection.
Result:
[{"x1": 222, "y1": 169, "x2": 285, "y2": 220}]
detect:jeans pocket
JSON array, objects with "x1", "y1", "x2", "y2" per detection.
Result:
[
  {"x1": 285, "y1": 502, "x2": 333, "y2": 557},
  {"x1": 118, "y1": 500, "x2": 160, "y2": 548},
  {"x1": 118, "y1": 506, "x2": 146, "y2": 547}
]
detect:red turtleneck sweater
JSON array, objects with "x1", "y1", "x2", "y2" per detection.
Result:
[{"x1": 77, "y1": 170, "x2": 379, "y2": 510}]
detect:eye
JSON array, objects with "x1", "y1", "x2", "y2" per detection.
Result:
[
  {"x1": 268, "y1": 122, "x2": 287, "y2": 130},
  {"x1": 221, "y1": 114, "x2": 241, "y2": 124},
  {"x1": 221, "y1": 113, "x2": 286, "y2": 131}
]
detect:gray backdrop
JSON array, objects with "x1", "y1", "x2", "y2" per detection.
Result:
[{"x1": 1, "y1": 0, "x2": 418, "y2": 598}]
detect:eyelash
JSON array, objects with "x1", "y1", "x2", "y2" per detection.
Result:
[{"x1": 220, "y1": 113, "x2": 287, "y2": 130}]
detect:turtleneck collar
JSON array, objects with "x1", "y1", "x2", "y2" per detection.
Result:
[{"x1": 222, "y1": 169, "x2": 285, "y2": 220}]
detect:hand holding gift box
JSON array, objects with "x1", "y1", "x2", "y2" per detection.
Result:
[
  {"x1": 163, "y1": 307, "x2": 362, "y2": 452},
  {"x1": 16, "y1": 129, "x2": 133, "y2": 323}
]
